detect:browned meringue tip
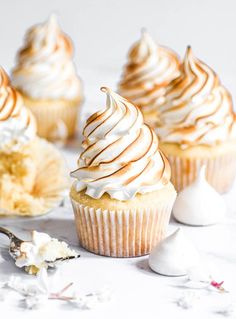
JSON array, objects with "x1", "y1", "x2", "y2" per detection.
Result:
[
  {"x1": 0, "y1": 66, "x2": 10, "y2": 84},
  {"x1": 100, "y1": 86, "x2": 112, "y2": 94},
  {"x1": 183, "y1": 46, "x2": 194, "y2": 66},
  {"x1": 47, "y1": 13, "x2": 58, "y2": 25},
  {"x1": 70, "y1": 168, "x2": 79, "y2": 179},
  {"x1": 186, "y1": 45, "x2": 193, "y2": 56}
]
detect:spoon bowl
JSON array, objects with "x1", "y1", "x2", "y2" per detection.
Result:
[{"x1": 0, "y1": 226, "x2": 80, "y2": 273}]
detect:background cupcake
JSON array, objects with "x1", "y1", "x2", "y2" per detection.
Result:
[
  {"x1": 12, "y1": 14, "x2": 83, "y2": 143},
  {"x1": 70, "y1": 87, "x2": 176, "y2": 257},
  {"x1": 119, "y1": 29, "x2": 180, "y2": 128},
  {"x1": 156, "y1": 46, "x2": 236, "y2": 193},
  {"x1": 0, "y1": 67, "x2": 68, "y2": 216}
]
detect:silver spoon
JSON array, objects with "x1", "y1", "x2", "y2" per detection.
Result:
[{"x1": 0, "y1": 226, "x2": 80, "y2": 269}]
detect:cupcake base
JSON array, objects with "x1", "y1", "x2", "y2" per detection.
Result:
[
  {"x1": 0, "y1": 137, "x2": 69, "y2": 216},
  {"x1": 160, "y1": 141, "x2": 236, "y2": 193},
  {"x1": 22, "y1": 94, "x2": 82, "y2": 142},
  {"x1": 70, "y1": 184, "x2": 176, "y2": 257}
]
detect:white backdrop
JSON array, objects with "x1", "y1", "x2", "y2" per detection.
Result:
[
  {"x1": 1, "y1": 2, "x2": 236, "y2": 317},
  {"x1": 1, "y1": 0, "x2": 236, "y2": 120}
]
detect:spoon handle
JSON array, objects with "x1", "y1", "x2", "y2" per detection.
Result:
[{"x1": 0, "y1": 226, "x2": 16, "y2": 240}]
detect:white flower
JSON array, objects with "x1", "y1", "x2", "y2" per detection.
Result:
[
  {"x1": 24, "y1": 294, "x2": 48, "y2": 310},
  {"x1": 176, "y1": 291, "x2": 199, "y2": 309},
  {"x1": 69, "y1": 286, "x2": 112, "y2": 309},
  {"x1": 0, "y1": 269, "x2": 112, "y2": 310},
  {"x1": 77, "y1": 294, "x2": 100, "y2": 309},
  {"x1": 95, "y1": 286, "x2": 112, "y2": 302},
  {"x1": 6, "y1": 276, "x2": 39, "y2": 296}
]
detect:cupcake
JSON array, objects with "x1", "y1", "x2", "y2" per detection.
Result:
[
  {"x1": 70, "y1": 87, "x2": 176, "y2": 257},
  {"x1": 0, "y1": 67, "x2": 68, "y2": 216},
  {"x1": 156, "y1": 46, "x2": 236, "y2": 193},
  {"x1": 12, "y1": 14, "x2": 83, "y2": 143},
  {"x1": 119, "y1": 29, "x2": 180, "y2": 128}
]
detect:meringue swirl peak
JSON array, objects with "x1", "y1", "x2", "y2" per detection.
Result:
[
  {"x1": 129, "y1": 28, "x2": 158, "y2": 64},
  {"x1": 119, "y1": 29, "x2": 180, "y2": 113},
  {"x1": 12, "y1": 14, "x2": 82, "y2": 100},
  {"x1": 71, "y1": 87, "x2": 171, "y2": 200},
  {"x1": 149, "y1": 228, "x2": 200, "y2": 276},
  {"x1": 157, "y1": 46, "x2": 236, "y2": 148},
  {"x1": 0, "y1": 67, "x2": 36, "y2": 151}
]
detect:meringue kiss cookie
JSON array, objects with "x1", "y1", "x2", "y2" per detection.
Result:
[
  {"x1": 173, "y1": 166, "x2": 226, "y2": 226},
  {"x1": 149, "y1": 228, "x2": 199, "y2": 276}
]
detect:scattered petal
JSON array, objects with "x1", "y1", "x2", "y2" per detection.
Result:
[
  {"x1": 95, "y1": 286, "x2": 112, "y2": 302},
  {"x1": 0, "y1": 272, "x2": 112, "y2": 310},
  {"x1": 176, "y1": 291, "x2": 200, "y2": 309},
  {"x1": 6, "y1": 275, "x2": 40, "y2": 296},
  {"x1": 210, "y1": 280, "x2": 227, "y2": 292},
  {"x1": 24, "y1": 294, "x2": 48, "y2": 310},
  {"x1": 70, "y1": 294, "x2": 100, "y2": 309}
]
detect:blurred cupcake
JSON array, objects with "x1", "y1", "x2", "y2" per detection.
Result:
[
  {"x1": 119, "y1": 29, "x2": 180, "y2": 127},
  {"x1": 156, "y1": 46, "x2": 236, "y2": 193},
  {"x1": 0, "y1": 67, "x2": 68, "y2": 216},
  {"x1": 70, "y1": 87, "x2": 176, "y2": 257},
  {"x1": 12, "y1": 14, "x2": 83, "y2": 143}
]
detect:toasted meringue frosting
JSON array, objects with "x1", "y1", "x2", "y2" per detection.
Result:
[
  {"x1": 12, "y1": 14, "x2": 82, "y2": 100},
  {"x1": 71, "y1": 87, "x2": 171, "y2": 200},
  {"x1": 0, "y1": 67, "x2": 36, "y2": 151},
  {"x1": 173, "y1": 166, "x2": 226, "y2": 226},
  {"x1": 157, "y1": 46, "x2": 236, "y2": 148},
  {"x1": 149, "y1": 228, "x2": 199, "y2": 276},
  {"x1": 119, "y1": 30, "x2": 180, "y2": 113}
]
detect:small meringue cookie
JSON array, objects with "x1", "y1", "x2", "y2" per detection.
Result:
[
  {"x1": 173, "y1": 166, "x2": 226, "y2": 226},
  {"x1": 149, "y1": 228, "x2": 199, "y2": 276}
]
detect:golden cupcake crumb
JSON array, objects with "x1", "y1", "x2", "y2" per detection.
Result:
[{"x1": 0, "y1": 138, "x2": 69, "y2": 216}]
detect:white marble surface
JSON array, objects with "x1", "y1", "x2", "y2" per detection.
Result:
[
  {"x1": 1, "y1": 0, "x2": 236, "y2": 317},
  {"x1": 1, "y1": 180, "x2": 236, "y2": 318}
]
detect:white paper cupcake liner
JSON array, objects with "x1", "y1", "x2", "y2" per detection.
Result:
[
  {"x1": 24, "y1": 99, "x2": 81, "y2": 140},
  {"x1": 71, "y1": 198, "x2": 175, "y2": 257}
]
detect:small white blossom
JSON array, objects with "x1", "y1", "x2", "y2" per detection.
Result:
[
  {"x1": 95, "y1": 286, "x2": 112, "y2": 302},
  {"x1": 176, "y1": 291, "x2": 199, "y2": 309},
  {"x1": 6, "y1": 276, "x2": 39, "y2": 296},
  {"x1": 69, "y1": 287, "x2": 112, "y2": 309},
  {"x1": 24, "y1": 294, "x2": 48, "y2": 310},
  {"x1": 77, "y1": 294, "x2": 100, "y2": 309},
  {"x1": 0, "y1": 269, "x2": 112, "y2": 310}
]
